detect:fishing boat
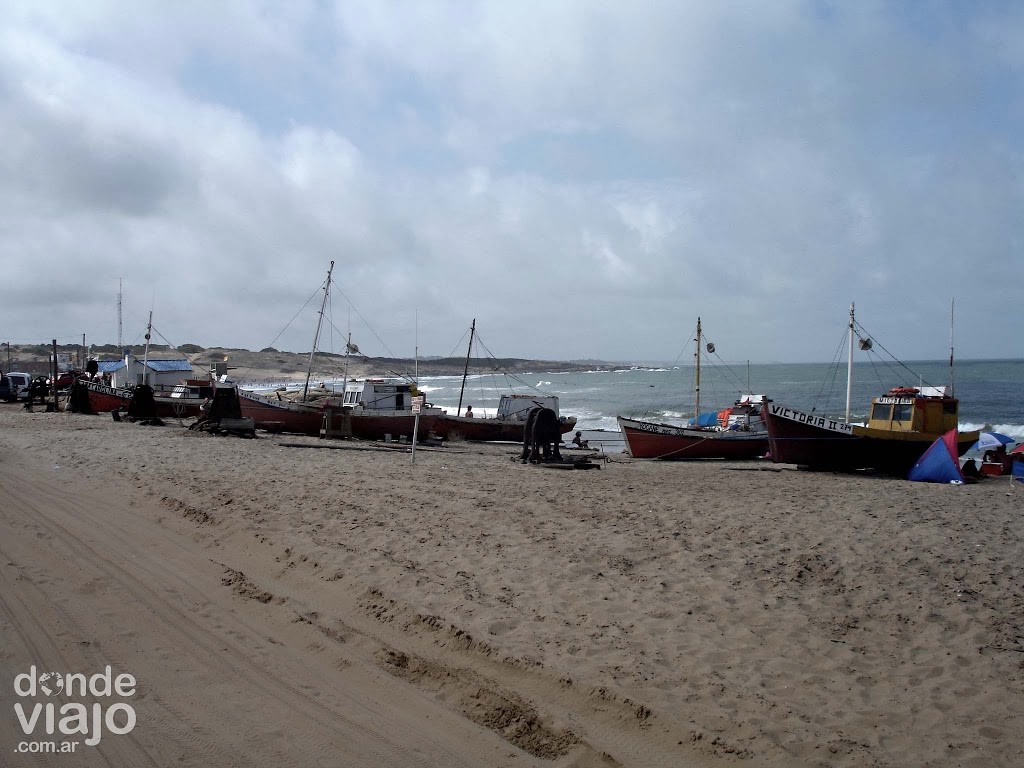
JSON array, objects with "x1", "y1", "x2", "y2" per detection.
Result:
[
  {"x1": 761, "y1": 303, "x2": 980, "y2": 474},
  {"x1": 616, "y1": 318, "x2": 770, "y2": 460},
  {"x1": 431, "y1": 319, "x2": 578, "y2": 442},
  {"x1": 322, "y1": 378, "x2": 444, "y2": 441},
  {"x1": 83, "y1": 378, "x2": 213, "y2": 418},
  {"x1": 437, "y1": 393, "x2": 577, "y2": 442},
  {"x1": 237, "y1": 262, "x2": 336, "y2": 435},
  {"x1": 83, "y1": 312, "x2": 211, "y2": 417},
  {"x1": 618, "y1": 395, "x2": 769, "y2": 460}
]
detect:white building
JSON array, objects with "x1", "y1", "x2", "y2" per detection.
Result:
[{"x1": 96, "y1": 356, "x2": 194, "y2": 389}]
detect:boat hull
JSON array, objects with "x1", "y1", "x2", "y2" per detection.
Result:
[
  {"x1": 84, "y1": 382, "x2": 206, "y2": 418},
  {"x1": 617, "y1": 416, "x2": 769, "y2": 460},
  {"x1": 85, "y1": 383, "x2": 129, "y2": 414},
  {"x1": 155, "y1": 397, "x2": 205, "y2": 418},
  {"x1": 349, "y1": 413, "x2": 441, "y2": 442},
  {"x1": 762, "y1": 402, "x2": 978, "y2": 474},
  {"x1": 434, "y1": 415, "x2": 577, "y2": 442},
  {"x1": 238, "y1": 391, "x2": 324, "y2": 435}
]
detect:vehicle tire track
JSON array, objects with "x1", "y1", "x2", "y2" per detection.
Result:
[
  {"x1": 0, "y1": 466, "x2": 517, "y2": 768},
  {"x1": 0, "y1": 540, "x2": 156, "y2": 768}
]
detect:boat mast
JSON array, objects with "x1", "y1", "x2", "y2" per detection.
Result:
[
  {"x1": 340, "y1": 309, "x2": 354, "y2": 401},
  {"x1": 302, "y1": 260, "x2": 334, "y2": 402},
  {"x1": 845, "y1": 302, "x2": 854, "y2": 422},
  {"x1": 456, "y1": 318, "x2": 476, "y2": 417},
  {"x1": 140, "y1": 310, "x2": 154, "y2": 386},
  {"x1": 341, "y1": 332, "x2": 352, "y2": 402},
  {"x1": 694, "y1": 317, "x2": 702, "y2": 419}
]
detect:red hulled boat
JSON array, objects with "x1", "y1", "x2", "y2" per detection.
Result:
[
  {"x1": 237, "y1": 390, "x2": 326, "y2": 435},
  {"x1": 435, "y1": 394, "x2": 577, "y2": 442},
  {"x1": 84, "y1": 379, "x2": 212, "y2": 418},
  {"x1": 429, "y1": 320, "x2": 579, "y2": 443},
  {"x1": 618, "y1": 395, "x2": 769, "y2": 460},
  {"x1": 617, "y1": 318, "x2": 770, "y2": 460}
]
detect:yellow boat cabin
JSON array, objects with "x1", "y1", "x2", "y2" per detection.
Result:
[{"x1": 865, "y1": 386, "x2": 960, "y2": 436}]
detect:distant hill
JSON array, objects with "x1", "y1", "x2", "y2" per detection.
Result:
[{"x1": 3, "y1": 342, "x2": 621, "y2": 380}]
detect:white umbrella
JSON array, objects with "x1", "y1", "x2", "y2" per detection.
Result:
[{"x1": 972, "y1": 432, "x2": 1015, "y2": 451}]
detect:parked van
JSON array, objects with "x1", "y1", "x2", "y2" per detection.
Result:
[
  {"x1": 3, "y1": 372, "x2": 33, "y2": 401},
  {"x1": 0, "y1": 374, "x2": 14, "y2": 402}
]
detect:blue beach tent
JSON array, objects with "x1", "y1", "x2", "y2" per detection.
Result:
[{"x1": 908, "y1": 430, "x2": 964, "y2": 484}]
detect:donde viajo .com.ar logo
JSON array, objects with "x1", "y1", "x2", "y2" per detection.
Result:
[{"x1": 12, "y1": 665, "x2": 137, "y2": 752}]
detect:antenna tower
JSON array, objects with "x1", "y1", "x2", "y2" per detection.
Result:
[{"x1": 117, "y1": 278, "x2": 123, "y2": 348}]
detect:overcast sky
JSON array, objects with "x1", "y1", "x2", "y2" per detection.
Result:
[{"x1": 2, "y1": 1, "x2": 1022, "y2": 364}]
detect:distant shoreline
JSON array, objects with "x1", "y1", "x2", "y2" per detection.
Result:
[{"x1": 4, "y1": 342, "x2": 1020, "y2": 378}]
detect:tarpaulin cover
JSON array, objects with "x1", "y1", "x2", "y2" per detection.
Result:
[{"x1": 688, "y1": 412, "x2": 720, "y2": 427}]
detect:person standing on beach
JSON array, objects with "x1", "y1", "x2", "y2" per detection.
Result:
[{"x1": 464, "y1": 405, "x2": 474, "y2": 417}]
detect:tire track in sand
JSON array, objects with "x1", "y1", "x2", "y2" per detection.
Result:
[{"x1": 0, "y1": 462, "x2": 532, "y2": 768}]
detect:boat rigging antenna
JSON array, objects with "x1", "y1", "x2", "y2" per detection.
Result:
[
  {"x1": 845, "y1": 302, "x2": 854, "y2": 422},
  {"x1": 117, "y1": 278, "x2": 123, "y2": 349},
  {"x1": 302, "y1": 261, "x2": 334, "y2": 403},
  {"x1": 949, "y1": 297, "x2": 955, "y2": 397},
  {"x1": 456, "y1": 318, "x2": 476, "y2": 417}
]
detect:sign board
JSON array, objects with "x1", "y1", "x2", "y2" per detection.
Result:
[{"x1": 411, "y1": 395, "x2": 425, "y2": 414}]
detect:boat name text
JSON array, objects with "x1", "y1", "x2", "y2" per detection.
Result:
[
  {"x1": 628, "y1": 421, "x2": 674, "y2": 435},
  {"x1": 768, "y1": 405, "x2": 855, "y2": 435}
]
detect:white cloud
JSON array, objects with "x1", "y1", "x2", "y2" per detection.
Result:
[{"x1": 0, "y1": 2, "x2": 1021, "y2": 362}]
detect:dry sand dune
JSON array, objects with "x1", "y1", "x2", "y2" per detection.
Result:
[{"x1": 2, "y1": 406, "x2": 1022, "y2": 767}]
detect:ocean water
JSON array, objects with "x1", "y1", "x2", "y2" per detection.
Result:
[{"x1": 417, "y1": 359, "x2": 1024, "y2": 448}]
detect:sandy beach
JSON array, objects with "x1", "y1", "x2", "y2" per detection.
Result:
[{"x1": 2, "y1": 405, "x2": 1022, "y2": 767}]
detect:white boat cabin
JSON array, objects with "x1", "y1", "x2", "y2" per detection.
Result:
[
  {"x1": 337, "y1": 379, "x2": 421, "y2": 413},
  {"x1": 169, "y1": 380, "x2": 215, "y2": 400}
]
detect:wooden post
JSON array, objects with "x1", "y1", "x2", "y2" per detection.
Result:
[{"x1": 411, "y1": 395, "x2": 424, "y2": 463}]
